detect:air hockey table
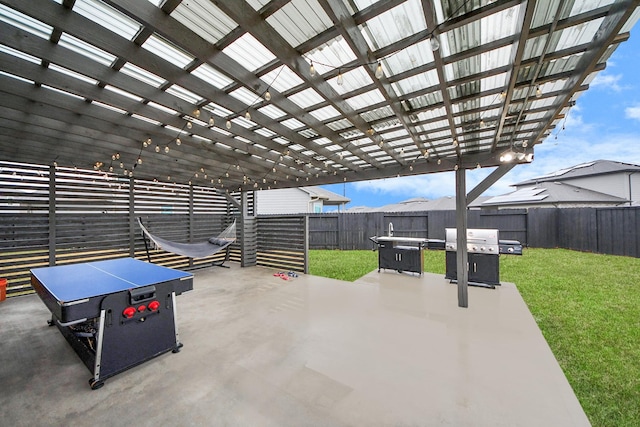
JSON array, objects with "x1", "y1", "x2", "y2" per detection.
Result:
[{"x1": 31, "y1": 258, "x2": 193, "y2": 390}]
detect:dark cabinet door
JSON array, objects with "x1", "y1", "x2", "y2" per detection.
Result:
[
  {"x1": 378, "y1": 244, "x2": 397, "y2": 271},
  {"x1": 397, "y1": 248, "x2": 422, "y2": 274},
  {"x1": 469, "y1": 253, "x2": 499, "y2": 285}
]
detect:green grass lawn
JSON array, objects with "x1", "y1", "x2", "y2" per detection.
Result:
[{"x1": 309, "y1": 248, "x2": 640, "y2": 427}]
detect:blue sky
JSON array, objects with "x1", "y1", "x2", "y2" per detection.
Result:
[{"x1": 322, "y1": 32, "x2": 640, "y2": 209}]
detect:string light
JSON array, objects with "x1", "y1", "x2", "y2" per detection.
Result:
[
  {"x1": 176, "y1": 137, "x2": 181, "y2": 146},
  {"x1": 535, "y1": 85, "x2": 542, "y2": 98},
  {"x1": 309, "y1": 60, "x2": 316, "y2": 77},
  {"x1": 429, "y1": 35, "x2": 440, "y2": 51},
  {"x1": 245, "y1": 111, "x2": 251, "y2": 121},
  {"x1": 226, "y1": 120, "x2": 232, "y2": 130},
  {"x1": 264, "y1": 90, "x2": 271, "y2": 101},
  {"x1": 209, "y1": 117, "x2": 214, "y2": 126},
  {"x1": 186, "y1": 121, "x2": 192, "y2": 129},
  {"x1": 375, "y1": 62, "x2": 383, "y2": 79},
  {"x1": 193, "y1": 109, "x2": 200, "y2": 118}
]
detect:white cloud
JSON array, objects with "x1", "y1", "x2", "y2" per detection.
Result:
[
  {"x1": 625, "y1": 105, "x2": 640, "y2": 120},
  {"x1": 591, "y1": 73, "x2": 624, "y2": 92}
]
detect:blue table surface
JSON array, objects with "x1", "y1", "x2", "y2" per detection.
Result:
[{"x1": 31, "y1": 258, "x2": 193, "y2": 303}]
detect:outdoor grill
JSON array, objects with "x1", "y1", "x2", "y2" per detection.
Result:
[{"x1": 444, "y1": 228, "x2": 501, "y2": 288}]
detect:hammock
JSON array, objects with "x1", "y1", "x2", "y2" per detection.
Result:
[{"x1": 137, "y1": 217, "x2": 236, "y2": 259}]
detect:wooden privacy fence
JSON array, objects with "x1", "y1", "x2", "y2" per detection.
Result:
[{"x1": 308, "y1": 207, "x2": 640, "y2": 257}]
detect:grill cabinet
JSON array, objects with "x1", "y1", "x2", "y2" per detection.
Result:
[{"x1": 444, "y1": 228, "x2": 500, "y2": 288}]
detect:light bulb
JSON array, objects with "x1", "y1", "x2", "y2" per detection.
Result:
[
  {"x1": 245, "y1": 111, "x2": 251, "y2": 121},
  {"x1": 480, "y1": 119, "x2": 485, "y2": 128},
  {"x1": 112, "y1": 154, "x2": 116, "y2": 160},
  {"x1": 309, "y1": 61, "x2": 316, "y2": 77},
  {"x1": 430, "y1": 35, "x2": 440, "y2": 51},
  {"x1": 337, "y1": 72, "x2": 343, "y2": 86},
  {"x1": 116, "y1": 152, "x2": 121, "y2": 159},
  {"x1": 209, "y1": 117, "x2": 214, "y2": 126},
  {"x1": 176, "y1": 137, "x2": 181, "y2": 146},
  {"x1": 265, "y1": 90, "x2": 271, "y2": 101},
  {"x1": 187, "y1": 121, "x2": 192, "y2": 129},
  {"x1": 454, "y1": 164, "x2": 459, "y2": 171},
  {"x1": 164, "y1": 146, "x2": 170, "y2": 153},
  {"x1": 226, "y1": 120, "x2": 231, "y2": 130},
  {"x1": 137, "y1": 157, "x2": 142, "y2": 165},
  {"x1": 193, "y1": 109, "x2": 200, "y2": 118},
  {"x1": 452, "y1": 139, "x2": 458, "y2": 147},
  {"x1": 375, "y1": 62, "x2": 383, "y2": 79},
  {"x1": 535, "y1": 86, "x2": 542, "y2": 98},
  {"x1": 155, "y1": 145, "x2": 160, "y2": 153},
  {"x1": 119, "y1": 162, "x2": 124, "y2": 168}
]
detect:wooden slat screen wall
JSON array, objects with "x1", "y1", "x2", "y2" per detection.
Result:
[
  {"x1": 0, "y1": 161, "x2": 254, "y2": 297},
  {"x1": 256, "y1": 215, "x2": 307, "y2": 273},
  {"x1": 0, "y1": 161, "x2": 51, "y2": 295}
]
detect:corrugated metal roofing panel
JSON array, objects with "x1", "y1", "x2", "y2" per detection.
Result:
[
  {"x1": 359, "y1": 0, "x2": 426, "y2": 50},
  {"x1": 0, "y1": 3, "x2": 52, "y2": 39},
  {"x1": 141, "y1": 34, "x2": 194, "y2": 69},
  {"x1": 260, "y1": 65, "x2": 305, "y2": 93},
  {"x1": 287, "y1": 87, "x2": 324, "y2": 109},
  {"x1": 171, "y1": 0, "x2": 236, "y2": 45},
  {"x1": 223, "y1": 33, "x2": 276, "y2": 72},
  {"x1": 58, "y1": 32, "x2": 117, "y2": 66},
  {"x1": 327, "y1": 66, "x2": 373, "y2": 95},
  {"x1": 345, "y1": 89, "x2": 385, "y2": 111},
  {"x1": 383, "y1": 39, "x2": 435, "y2": 75},
  {"x1": 191, "y1": 63, "x2": 234, "y2": 90},
  {"x1": 74, "y1": 0, "x2": 141, "y2": 41},
  {"x1": 309, "y1": 105, "x2": 341, "y2": 121},
  {"x1": 266, "y1": 0, "x2": 333, "y2": 47},
  {"x1": 120, "y1": 62, "x2": 165, "y2": 88}
]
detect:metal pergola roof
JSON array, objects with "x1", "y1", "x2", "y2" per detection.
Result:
[{"x1": 1, "y1": 0, "x2": 639, "y2": 192}]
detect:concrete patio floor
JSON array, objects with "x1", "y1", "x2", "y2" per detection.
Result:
[{"x1": 0, "y1": 263, "x2": 590, "y2": 426}]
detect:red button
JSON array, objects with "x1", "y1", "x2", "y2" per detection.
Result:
[
  {"x1": 148, "y1": 300, "x2": 160, "y2": 311},
  {"x1": 137, "y1": 305, "x2": 147, "y2": 312},
  {"x1": 123, "y1": 307, "x2": 136, "y2": 318}
]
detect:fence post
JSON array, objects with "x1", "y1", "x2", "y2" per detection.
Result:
[
  {"x1": 129, "y1": 177, "x2": 135, "y2": 257},
  {"x1": 48, "y1": 165, "x2": 56, "y2": 266}
]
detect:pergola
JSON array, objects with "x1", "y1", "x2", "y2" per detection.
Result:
[{"x1": 1, "y1": 0, "x2": 639, "y2": 306}]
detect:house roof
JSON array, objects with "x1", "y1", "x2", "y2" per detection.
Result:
[
  {"x1": 345, "y1": 195, "x2": 490, "y2": 212},
  {"x1": 300, "y1": 186, "x2": 350, "y2": 204},
  {"x1": 479, "y1": 181, "x2": 629, "y2": 207},
  {"x1": 515, "y1": 160, "x2": 640, "y2": 186},
  {"x1": 1, "y1": 1, "x2": 638, "y2": 192}
]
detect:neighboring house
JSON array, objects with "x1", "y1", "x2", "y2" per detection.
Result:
[
  {"x1": 476, "y1": 181, "x2": 629, "y2": 209},
  {"x1": 346, "y1": 196, "x2": 491, "y2": 212},
  {"x1": 475, "y1": 160, "x2": 638, "y2": 209},
  {"x1": 256, "y1": 186, "x2": 350, "y2": 214},
  {"x1": 513, "y1": 160, "x2": 639, "y2": 206}
]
